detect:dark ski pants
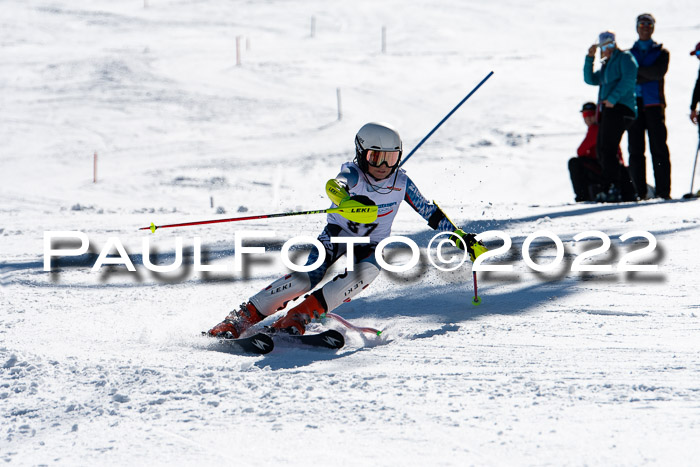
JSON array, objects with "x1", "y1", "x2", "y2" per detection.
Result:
[
  {"x1": 568, "y1": 157, "x2": 603, "y2": 201},
  {"x1": 597, "y1": 104, "x2": 638, "y2": 201},
  {"x1": 628, "y1": 101, "x2": 672, "y2": 198}
]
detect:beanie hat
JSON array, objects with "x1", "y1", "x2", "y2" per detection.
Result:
[
  {"x1": 598, "y1": 31, "x2": 616, "y2": 46},
  {"x1": 637, "y1": 13, "x2": 655, "y2": 25},
  {"x1": 581, "y1": 102, "x2": 597, "y2": 112}
]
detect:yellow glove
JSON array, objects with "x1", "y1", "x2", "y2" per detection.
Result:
[
  {"x1": 326, "y1": 179, "x2": 350, "y2": 206},
  {"x1": 451, "y1": 228, "x2": 487, "y2": 262}
]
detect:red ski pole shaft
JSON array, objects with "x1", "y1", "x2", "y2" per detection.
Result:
[
  {"x1": 472, "y1": 270, "x2": 481, "y2": 305},
  {"x1": 140, "y1": 202, "x2": 379, "y2": 233},
  {"x1": 139, "y1": 209, "x2": 329, "y2": 233}
]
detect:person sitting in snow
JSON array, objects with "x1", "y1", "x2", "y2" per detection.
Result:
[
  {"x1": 568, "y1": 102, "x2": 625, "y2": 202},
  {"x1": 207, "y1": 122, "x2": 486, "y2": 338}
]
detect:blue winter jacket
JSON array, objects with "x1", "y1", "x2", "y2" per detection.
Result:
[
  {"x1": 584, "y1": 49, "x2": 639, "y2": 117},
  {"x1": 629, "y1": 40, "x2": 669, "y2": 107}
]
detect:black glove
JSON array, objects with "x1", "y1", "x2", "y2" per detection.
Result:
[{"x1": 346, "y1": 194, "x2": 376, "y2": 207}]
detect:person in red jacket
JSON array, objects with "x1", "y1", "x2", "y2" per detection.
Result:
[
  {"x1": 569, "y1": 103, "x2": 604, "y2": 201},
  {"x1": 569, "y1": 102, "x2": 625, "y2": 202}
]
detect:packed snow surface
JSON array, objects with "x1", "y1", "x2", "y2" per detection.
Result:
[{"x1": 2, "y1": 0, "x2": 700, "y2": 465}]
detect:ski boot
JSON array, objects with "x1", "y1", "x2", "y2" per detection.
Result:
[
  {"x1": 271, "y1": 293, "x2": 326, "y2": 336},
  {"x1": 595, "y1": 184, "x2": 622, "y2": 203},
  {"x1": 207, "y1": 302, "x2": 264, "y2": 339}
]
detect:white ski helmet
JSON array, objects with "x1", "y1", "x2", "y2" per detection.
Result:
[{"x1": 354, "y1": 122, "x2": 403, "y2": 174}]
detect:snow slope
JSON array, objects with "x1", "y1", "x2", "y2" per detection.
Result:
[{"x1": 2, "y1": 0, "x2": 700, "y2": 465}]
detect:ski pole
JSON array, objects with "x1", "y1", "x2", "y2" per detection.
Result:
[
  {"x1": 140, "y1": 202, "x2": 378, "y2": 233},
  {"x1": 399, "y1": 71, "x2": 494, "y2": 167},
  {"x1": 433, "y1": 201, "x2": 481, "y2": 306},
  {"x1": 398, "y1": 72, "x2": 494, "y2": 302},
  {"x1": 472, "y1": 270, "x2": 480, "y2": 305}
]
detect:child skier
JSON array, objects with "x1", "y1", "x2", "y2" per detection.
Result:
[{"x1": 207, "y1": 122, "x2": 484, "y2": 338}]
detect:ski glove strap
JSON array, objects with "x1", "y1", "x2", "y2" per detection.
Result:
[
  {"x1": 451, "y1": 229, "x2": 487, "y2": 262},
  {"x1": 326, "y1": 179, "x2": 350, "y2": 206}
]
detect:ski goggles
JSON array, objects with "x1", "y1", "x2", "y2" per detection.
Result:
[
  {"x1": 600, "y1": 42, "x2": 616, "y2": 52},
  {"x1": 582, "y1": 110, "x2": 596, "y2": 118},
  {"x1": 694, "y1": 50, "x2": 700, "y2": 57},
  {"x1": 365, "y1": 149, "x2": 401, "y2": 168}
]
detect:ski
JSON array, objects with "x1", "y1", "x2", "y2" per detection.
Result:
[
  {"x1": 204, "y1": 328, "x2": 344, "y2": 353},
  {"x1": 205, "y1": 331, "x2": 275, "y2": 355},
  {"x1": 290, "y1": 329, "x2": 345, "y2": 349},
  {"x1": 266, "y1": 327, "x2": 345, "y2": 350}
]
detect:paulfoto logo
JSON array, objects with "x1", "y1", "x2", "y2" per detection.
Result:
[
  {"x1": 43, "y1": 229, "x2": 660, "y2": 280},
  {"x1": 43, "y1": 231, "x2": 420, "y2": 274},
  {"x1": 470, "y1": 230, "x2": 659, "y2": 273}
]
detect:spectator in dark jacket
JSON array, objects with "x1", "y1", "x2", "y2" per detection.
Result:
[
  {"x1": 628, "y1": 13, "x2": 672, "y2": 199},
  {"x1": 584, "y1": 31, "x2": 639, "y2": 202},
  {"x1": 569, "y1": 103, "x2": 625, "y2": 201},
  {"x1": 691, "y1": 42, "x2": 700, "y2": 136},
  {"x1": 569, "y1": 103, "x2": 602, "y2": 201}
]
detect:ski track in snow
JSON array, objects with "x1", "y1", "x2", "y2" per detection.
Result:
[{"x1": 2, "y1": 0, "x2": 700, "y2": 465}]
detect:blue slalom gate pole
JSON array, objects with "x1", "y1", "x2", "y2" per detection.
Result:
[{"x1": 399, "y1": 71, "x2": 494, "y2": 167}]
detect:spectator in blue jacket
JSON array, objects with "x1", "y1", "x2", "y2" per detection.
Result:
[
  {"x1": 628, "y1": 13, "x2": 672, "y2": 199},
  {"x1": 584, "y1": 31, "x2": 639, "y2": 202}
]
